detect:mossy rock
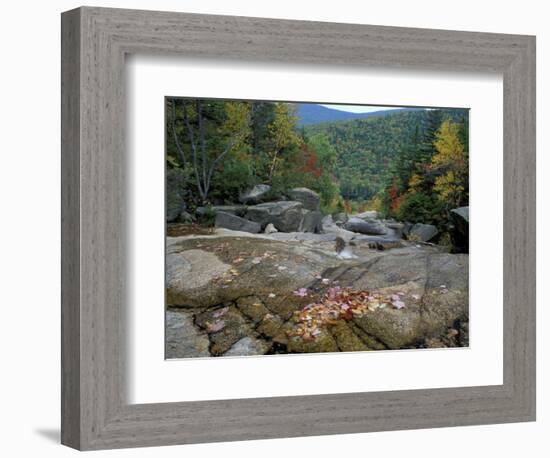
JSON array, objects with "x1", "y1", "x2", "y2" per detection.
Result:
[
  {"x1": 287, "y1": 329, "x2": 339, "y2": 353},
  {"x1": 330, "y1": 321, "x2": 370, "y2": 352}
]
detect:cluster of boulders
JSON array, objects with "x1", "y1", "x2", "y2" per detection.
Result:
[
  {"x1": 200, "y1": 185, "x2": 324, "y2": 235},
  {"x1": 167, "y1": 180, "x2": 469, "y2": 252},
  {"x1": 165, "y1": 184, "x2": 471, "y2": 358}
]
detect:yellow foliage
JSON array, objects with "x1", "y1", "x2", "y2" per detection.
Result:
[
  {"x1": 432, "y1": 120, "x2": 466, "y2": 170},
  {"x1": 269, "y1": 103, "x2": 300, "y2": 150},
  {"x1": 434, "y1": 171, "x2": 464, "y2": 206},
  {"x1": 431, "y1": 120, "x2": 468, "y2": 207},
  {"x1": 408, "y1": 173, "x2": 423, "y2": 190},
  {"x1": 222, "y1": 102, "x2": 252, "y2": 159},
  {"x1": 366, "y1": 194, "x2": 384, "y2": 212}
]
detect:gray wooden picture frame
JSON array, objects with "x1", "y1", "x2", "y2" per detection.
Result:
[{"x1": 61, "y1": 6, "x2": 536, "y2": 451}]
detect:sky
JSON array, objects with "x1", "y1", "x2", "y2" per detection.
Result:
[{"x1": 321, "y1": 104, "x2": 406, "y2": 113}]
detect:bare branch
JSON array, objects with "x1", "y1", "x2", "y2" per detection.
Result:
[
  {"x1": 182, "y1": 101, "x2": 205, "y2": 199},
  {"x1": 170, "y1": 99, "x2": 186, "y2": 166},
  {"x1": 196, "y1": 100, "x2": 208, "y2": 195}
]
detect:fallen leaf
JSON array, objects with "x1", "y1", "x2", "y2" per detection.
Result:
[
  {"x1": 392, "y1": 300, "x2": 406, "y2": 309},
  {"x1": 206, "y1": 320, "x2": 225, "y2": 333},
  {"x1": 293, "y1": 288, "x2": 308, "y2": 297},
  {"x1": 212, "y1": 307, "x2": 229, "y2": 318}
]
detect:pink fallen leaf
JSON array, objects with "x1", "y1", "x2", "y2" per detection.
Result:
[
  {"x1": 392, "y1": 300, "x2": 406, "y2": 309},
  {"x1": 212, "y1": 307, "x2": 229, "y2": 318},
  {"x1": 206, "y1": 320, "x2": 226, "y2": 333},
  {"x1": 391, "y1": 294, "x2": 400, "y2": 301},
  {"x1": 293, "y1": 288, "x2": 308, "y2": 297},
  {"x1": 328, "y1": 286, "x2": 341, "y2": 300}
]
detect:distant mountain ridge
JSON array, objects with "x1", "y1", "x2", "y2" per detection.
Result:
[{"x1": 295, "y1": 103, "x2": 420, "y2": 126}]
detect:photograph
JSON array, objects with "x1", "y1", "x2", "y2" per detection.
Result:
[{"x1": 165, "y1": 98, "x2": 470, "y2": 359}]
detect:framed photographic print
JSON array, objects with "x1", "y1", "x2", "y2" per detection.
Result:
[{"x1": 61, "y1": 6, "x2": 536, "y2": 450}]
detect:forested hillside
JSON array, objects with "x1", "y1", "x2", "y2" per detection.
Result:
[
  {"x1": 304, "y1": 108, "x2": 469, "y2": 205},
  {"x1": 166, "y1": 98, "x2": 469, "y2": 239}
]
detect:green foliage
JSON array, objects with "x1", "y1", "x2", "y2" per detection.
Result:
[
  {"x1": 396, "y1": 191, "x2": 445, "y2": 225},
  {"x1": 305, "y1": 108, "x2": 468, "y2": 202},
  {"x1": 166, "y1": 99, "x2": 469, "y2": 242},
  {"x1": 210, "y1": 158, "x2": 254, "y2": 203},
  {"x1": 196, "y1": 205, "x2": 217, "y2": 227}
]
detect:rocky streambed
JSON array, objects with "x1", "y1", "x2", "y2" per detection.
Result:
[{"x1": 166, "y1": 229, "x2": 469, "y2": 359}]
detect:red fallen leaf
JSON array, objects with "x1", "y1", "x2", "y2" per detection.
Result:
[{"x1": 342, "y1": 309, "x2": 354, "y2": 320}]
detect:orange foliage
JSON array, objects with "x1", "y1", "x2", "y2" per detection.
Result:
[
  {"x1": 343, "y1": 199, "x2": 353, "y2": 214},
  {"x1": 300, "y1": 143, "x2": 323, "y2": 178},
  {"x1": 388, "y1": 182, "x2": 404, "y2": 214}
]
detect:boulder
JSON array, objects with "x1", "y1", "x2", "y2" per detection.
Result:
[
  {"x1": 166, "y1": 168, "x2": 186, "y2": 222},
  {"x1": 322, "y1": 251, "x2": 468, "y2": 349},
  {"x1": 450, "y1": 206, "x2": 469, "y2": 253},
  {"x1": 287, "y1": 187, "x2": 320, "y2": 211},
  {"x1": 264, "y1": 223, "x2": 278, "y2": 234},
  {"x1": 215, "y1": 211, "x2": 261, "y2": 233},
  {"x1": 224, "y1": 337, "x2": 270, "y2": 357},
  {"x1": 178, "y1": 211, "x2": 195, "y2": 224},
  {"x1": 245, "y1": 201, "x2": 305, "y2": 232},
  {"x1": 332, "y1": 212, "x2": 348, "y2": 226},
  {"x1": 239, "y1": 184, "x2": 272, "y2": 204},
  {"x1": 355, "y1": 210, "x2": 379, "y2": 220},
  {"x1": 166, "y1": 247, "x2": 233, "y2": 307},
  {"x1": 194, "y1": 306, "x2": 257, "y2": 356},
  {"x1": 402, "y1": 221, "x2": 414, "y2": 237},
  {"x1": 384, "y1": 221, "x2": 405, "y2": 239},
  {"x1": 299, "y1": 210, "x2": 322, "y2": 233},
  {"x1": 212, "y1": 205, "x2": 248, "y2": 217},
  {"x1": 344, "y1": 217, "x2": 387, "y2": 235},
  {"x1": 321, "y1": 215, "x2": 357, "y2": 242},
  {"x1": 408, "y1": 223, "x2": 438, "y2": 242},
  {"x1": 165, "y1": 310, "x2": 210, "y2": 358},
  {"x1": 166, "y1": 235, "x2": 341, "y2": 309},
  {"x1": 196, "y1": 205, "x2": 248, "y2": 217}
]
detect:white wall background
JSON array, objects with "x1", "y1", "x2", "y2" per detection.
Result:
[{"x1": 0, "y1": 1, "x2": 546, "y2": 456}]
